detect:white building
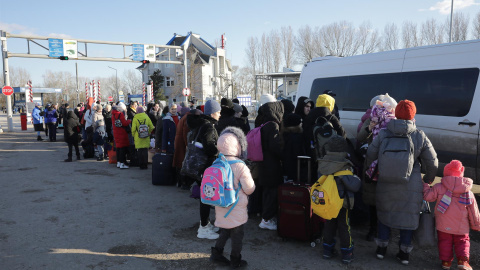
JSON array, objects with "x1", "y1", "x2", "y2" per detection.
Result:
[{"x1": 137, "y1": 32, "x2": 233, "y2": 104}]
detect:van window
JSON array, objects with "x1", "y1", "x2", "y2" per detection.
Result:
[{"x1": 309, "y1": 68, "x2": 478, "y2": 117}]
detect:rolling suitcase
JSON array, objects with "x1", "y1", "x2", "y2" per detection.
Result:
[
  {"x1": 152, "y1": 153, "x2": 175, "y2": 186},
  {"x1": 277, "y1": 156, "x2": 324, "y2": 247}
]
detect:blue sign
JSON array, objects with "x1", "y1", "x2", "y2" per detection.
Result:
[
  {"x1": 48, "y1": 39, "x2": 64, "y2": 57},
  {"x1": 119, "y1": 95, "x2": 125, "y2": 103},
  {"x1": 132, "y1": 44, "x2": 144, "y2": 61}
]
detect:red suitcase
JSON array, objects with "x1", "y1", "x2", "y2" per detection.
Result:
[{"x1": 277, "y1": 156, "x2": 324, "y2": 247}]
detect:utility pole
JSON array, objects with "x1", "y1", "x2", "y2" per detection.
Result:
[
  {"x1": 108, "y1": 66, "x2": 118, "y2": 101},
  {"x1": 76, "y1": 62, "x2": 79, "y2": 105},
  {"x1": 183, "y1": 44, "x2": 188, "y2": 103},
  {"x1": 449, "y1": 0, "x2": 454, "y2": 43},
  {"x1": 1, "y1": 30, "x2": 13, "y2": 132}
]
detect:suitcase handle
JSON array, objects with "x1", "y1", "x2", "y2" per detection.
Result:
[{"x1": 296, "y1": 156, "x2": 311, "y2": 184}]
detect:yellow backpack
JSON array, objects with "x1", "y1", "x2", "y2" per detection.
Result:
[{"x1": 310, "y1": 170, "x2": 353, "y2": 220}]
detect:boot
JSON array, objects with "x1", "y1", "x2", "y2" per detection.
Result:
[
  {"x1": 322, "y1": 241, "x2": 337, "y2": 259},
  {"x1": 341, "y1": 246, "x2": 354, "y2": 265},
  {"x1": 457, "y1": 257, "x2": 473, "y2": 270},
  {"x1": 230, "y1": 254, "x2": 247, "y2": 269},
  {"x1": 396, "y1": 250, "x2": 410, "y2": 265},
  {"x1": 37, "y1": 136, "x2": 43, "y2": 141},
  {"x1": 209, "y1": 247, "x2": 230, "y2": 266},
  {"x1": 64, "y1": 157, "x2": 72, "y2": 162}
]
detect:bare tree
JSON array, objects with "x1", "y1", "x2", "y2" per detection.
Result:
[
  {"x1": 269, "y1": 30, "x2": 282, "y2": 73},
  {"x1": 9, "y1": 66, "x2": 31, "y2": 87},
  {"x1": 421, "y1": 18, "x2": 445, "y2": 45},
  {"x1": 402, "y1": 21, "x2": 422, "y2": 48},
  {"x1": 42, "y1": 70, "x2": 77, "y2": 104},
  {"x1": 473, "y1": 11, "x2": 480, "y2": 39},
  {"x1": 295, "y1": 25, "x2": 318, "y2": 63},
  {"x1": 320, "y1": 21, "x2": 360, "y2": 57},
  {"x1": 244, "y1": 37, "x2": 260, "y2": 99},
  {"x1": 357, "y1": 21, "x2": 381, "y2": 54},
  {"x1": 122, "y1": 69, "x2": 143, "y2": 95},
  {"x1": 280, "y1": 26, "x2": 296, "y2": 68},
  {"x1": 446, "y1": 12, "x2": 469, "y2": 42},
  {"x1": 383, "y1": 23, "x2": 400, "y2": 51}
]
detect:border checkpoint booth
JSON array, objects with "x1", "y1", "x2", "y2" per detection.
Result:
[{"x1": 12, "y1": 87, "x2": 63, "y2": 122}]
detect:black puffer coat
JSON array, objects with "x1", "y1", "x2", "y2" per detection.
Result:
[
  {"x1": 216, "y1": 116, "x2": 250, "y2": 135},
  {"x1": 64, "y1": 111, "x2": 81, "y2": 143},
  {"x1": 257, "y1": 102, "x2": 284, "y2": 187},
  {"x1": 186, "y1": 114, "x2": 219, "y2": 169}
]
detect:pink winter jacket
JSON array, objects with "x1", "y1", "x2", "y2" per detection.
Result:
[
  {"x1": 423, "y1": 176, "x2": 480, "y2": 235},
  {"x1": 214, "y1": 133, "x2": 256, "y2": 229}
]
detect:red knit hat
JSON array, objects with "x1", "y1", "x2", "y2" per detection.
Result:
[
  {"x1": 444, "y1": 160, "x2": 465, "y2": 177},
  {"x1": 395, "y1": 99, "x2": 416, "y2": 120}
]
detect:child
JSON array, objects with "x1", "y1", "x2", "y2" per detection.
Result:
[
  {"x1": 81, "y1": 126, "x2": 95, "y2": 159},
  {"x1": 210, "y1": 127, "x2": 255, "y2": 268},
  {"x1": 423, "y1": 160, "x2": 480, "y2": 270},
  {"x1": 318, "y1": 136, "x2": 361, "y2": 265}
]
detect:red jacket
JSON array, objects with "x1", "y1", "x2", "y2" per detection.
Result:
[{"x1": 112, "y1": 109, "x2": 132, "y2": 148}]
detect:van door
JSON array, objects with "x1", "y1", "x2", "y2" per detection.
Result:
[{"x1": 402, "y1": 44, "x2": 480, "y2": 182}]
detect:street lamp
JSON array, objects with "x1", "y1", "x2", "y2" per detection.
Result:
[{"x1": 108, "y1": 66, "x2": 119, "y2": 101}]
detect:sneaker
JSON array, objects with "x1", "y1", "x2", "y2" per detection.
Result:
[
  {"x1": 396, "y1": 250, "x2": 409, "y2": 265},
  {"x1": 376, "y1": 246, "x2": 387, "y2": 259},
  {"x1": 97, "y1": 156, "x2": 104, "y2": 161},
  {"x1": 117, "y1": 162, "x2": 121, "y2": 168},
  {"x1": 441, "y1": 260, "x2": 452, "y2": 269},
  {"x1": 457, "y1": 257, "x2": 472, "y2": 270},
  {"x1": 119, "y1": 163, "x2": 129, "y2": 169},
  {"x1": 259, "y1": 219, "x2": 277, "y2": 230},
  {"x1": 197, "y1": 224, "x2": 219, "y2": 239},
  {"x1": 206, "y1": 222, "x2": 220, "y2": 233}
]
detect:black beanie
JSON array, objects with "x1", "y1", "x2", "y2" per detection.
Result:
[
  {"x1": 324, "y1": 136, "x2": 348, "y2": 153},
  {"x1": 232, "y1": 98, "x2": 240, "y2": 104},
  {"x1": 283, "y1": 113, "x2": 302, "y2": 127},
  {"x1": 280, "y1": 99, "x2": 295, "y2": 114},
  {"x1": 221, "y1": 98, "x2": 234, "y2": 109}
]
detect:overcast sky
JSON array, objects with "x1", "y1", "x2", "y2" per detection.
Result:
[{"x1": 1, "y1": 0, "x2": 480, "y2": 86}]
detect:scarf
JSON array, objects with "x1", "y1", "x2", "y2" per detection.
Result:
[{"x1": 437, "y1": 190, "x2": 473, "y2": 214}]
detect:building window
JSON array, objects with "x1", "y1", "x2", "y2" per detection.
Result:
[
  {"x1": 295, "y1": 81, "x2": 298, "y2": 85},
  {"x1": 165, "y1": 77, "x2": 174, "y2": 87},
  {"x1": 288, "y1": 81, "x2": 293, "y2": 85}
]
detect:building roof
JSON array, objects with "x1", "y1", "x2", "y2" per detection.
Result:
[{"x1": 167, "y1": 36, "x2": 187, "y2": 46}]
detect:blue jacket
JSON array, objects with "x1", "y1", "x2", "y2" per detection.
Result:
[
  {"x1": 162, "y1": 113, "x2": 179, "y2": 154},
  {"x1": 32, "y1": 107, "x2": 43, "y2": 124},
  {"x1": 44, "y1": 108, "x2": 58, "y2": 124}
]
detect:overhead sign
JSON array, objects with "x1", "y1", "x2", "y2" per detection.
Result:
[
  {"x1": 182, "y1": 88, "x2": 190, "y2": 96},
  {"x1": 48, "y1": 39, "x2": 78, "y2": 58},
  {"x1": 2, "y1": 86, "x2": 13, "y2": 96},
  {"x1": 132, "y1": 44, "x2": 155, "y2": 62}
]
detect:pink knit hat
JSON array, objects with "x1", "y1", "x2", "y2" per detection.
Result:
[{"x1": 444, "y1": 160, "x2": 464, "y2": 177}]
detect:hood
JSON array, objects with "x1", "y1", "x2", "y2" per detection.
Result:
[
  {"x1": 317, "y1": 152, "x2": 352, "y2": 175},
  {"x1": 259, "y1": 101, "x2": 283, "y2": 124},
  {"x1": 67, "y1": 111, "x2": 78, "y2": 120},
  {"x1": 316, "y1": 94, "x2": 335, "y2": 113},
  {"x1": 186, "y1": 113, "x2": 217, "y2": 130},
  {"x1": 361, "y1": 109, "x2": 372, "y2": 122},
  {"x1": 294, "y1": 96, "x2": 314, "y2": 117},
  {"x1": 386, "y1": 119, "x2": 416, "y2": 135},
  {"x1": 218, "y1": 127, "x2": 247, "y2": 159},
  {"x1": 220, "y1": 106, "x2": 235, "y2": 119},
  {"x1": 441, "y1": 176, "x2": 473, "y2": 194}
]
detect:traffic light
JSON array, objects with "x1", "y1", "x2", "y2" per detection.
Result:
[
  {"x1": 59, "y1": 56, "x2": 69, "y2": 60},
  {"x1": 142, "y1": 60, "x2": 150, "y2": 64}
]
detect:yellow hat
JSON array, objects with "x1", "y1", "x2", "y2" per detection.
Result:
[{"x1": 316, "y1": 94, "x2": 335, "y2": 112}]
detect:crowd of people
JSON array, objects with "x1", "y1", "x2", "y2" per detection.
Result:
[{"x1": 29, "y1": 92, "x2": 480, "y2": 269}]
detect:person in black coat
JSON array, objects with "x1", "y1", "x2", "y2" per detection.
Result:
[
  {"x1": 282, "y1": 113, "x2": 306, "y2": 181},
  {"x1": 256, "y1": 101, "x2": 284, "y2": 231},
  {"x1": 64, "y1": 111, "x2": 81, "y2": 162},
  {"x1": 294, "y1": 96, "x2": 314, "y2": 122},
  {"x1": 216, "y1": 98, "x2": 236, "y2": 134},
  {"x1": 186, "y1": 100, "x2": 222, "y2": 239}
]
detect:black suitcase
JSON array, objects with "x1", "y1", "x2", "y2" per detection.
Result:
[
  {"x1": 277, "y1": 156, "x2": 324, "y2": 247},
  {"x1": 152, "y1": 153, "x2": 175, "y2": 185}
]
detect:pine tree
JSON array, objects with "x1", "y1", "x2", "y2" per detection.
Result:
[{"x1": 149, "y1": 69, "x2": 165, "y2": 102}]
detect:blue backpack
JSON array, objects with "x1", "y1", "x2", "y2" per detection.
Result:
[{"x1": 200, "y1": 153, "x2": 245, "y2": 218}]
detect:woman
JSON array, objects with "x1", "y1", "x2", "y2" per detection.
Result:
[
  {"x1": 45, "y1": 104, "x2": 59, "y2": 142},
  {"x1": 294, "y1": 96, "x2": 314, "y2": 122},
  {"x1": 366, "y1": 100, "x2": 438, "y2": 266},
  {"x1": 132, "y1": 106, "x2": 155, "y2": 169},
  {"x1": 92, "y1": 104, "x2": 106, "y2": 161},
  {"x1": 161, "y1": 103, "x2": 180, "y2": 154},
  {"x1": 111, "y1": 102, "x2": 132, "y2": 169},
  {"x1": 186, "y1": 100, "x2": 221, "y2": 240}
]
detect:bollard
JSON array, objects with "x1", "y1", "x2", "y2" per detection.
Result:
[{"x1": 20, "y1": 113, "x2": 27, "y2": 130}]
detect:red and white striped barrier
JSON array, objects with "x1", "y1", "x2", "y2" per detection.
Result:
[
  {"x1": 142, "y1": 82, "x2": 146, "y2": 106},
  {"x1": 85, "y1": 82, "x2": 88, "y2": 100},
  {"x1": 28, "y1": 81, "x2": 33, "y2": 103},
  {"x1": 98, "y1": 80, "x2": 101, "y2": 103}
]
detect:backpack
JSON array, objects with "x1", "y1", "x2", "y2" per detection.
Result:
[
  {"x1": 114, "y1": 114, "x2": 123, "y2": 128},
  {"x1": 246, "y1": 121, "x2": 271, "y2": 161},
  {"x1": 378, "y1": 134, "x2": 415, "y2": 183},
  {"x1": 313, "y1": 116, "x2": 341, "y2": 159},
  {"x1": 310, "y1": 170, "x2": 353, "y2": 220},
  {"x1": 137, "y1": 119, "x2": 149, "y2": 138},
  {"x1": 200, "y1": 153, "x2": 245, "y2": 218}
]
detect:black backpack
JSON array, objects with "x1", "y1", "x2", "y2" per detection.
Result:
[{"x1": 312, "y1": 115, "x2": 341, "y2": 159}]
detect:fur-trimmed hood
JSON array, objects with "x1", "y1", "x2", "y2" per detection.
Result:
[{"x1": 218, "y1": 127, "x2": 247, "y2": 159}]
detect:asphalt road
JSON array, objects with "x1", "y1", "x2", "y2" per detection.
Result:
[{"x1": 0, "y1": 113, "x2": 479, "y2": 270}]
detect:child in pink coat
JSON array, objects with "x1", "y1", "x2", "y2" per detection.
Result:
[
  {"x1": 423, "y1": 160, "x2": 480, "y2": 270},
  {"x1": 209, "y1": 127, "x2": 255, "y2": 269}
]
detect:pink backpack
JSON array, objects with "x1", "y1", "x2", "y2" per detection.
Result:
[{"x1": 246, "y1": 121, "x2": 270, "y2": 161}]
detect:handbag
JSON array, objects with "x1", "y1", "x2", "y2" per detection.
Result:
[
  {"x1": 413, "y1": 200, "x2": 436, "y2": 247},
  {"x1": 181, "y1": 125, "x2": 208, "y2": 181}
]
